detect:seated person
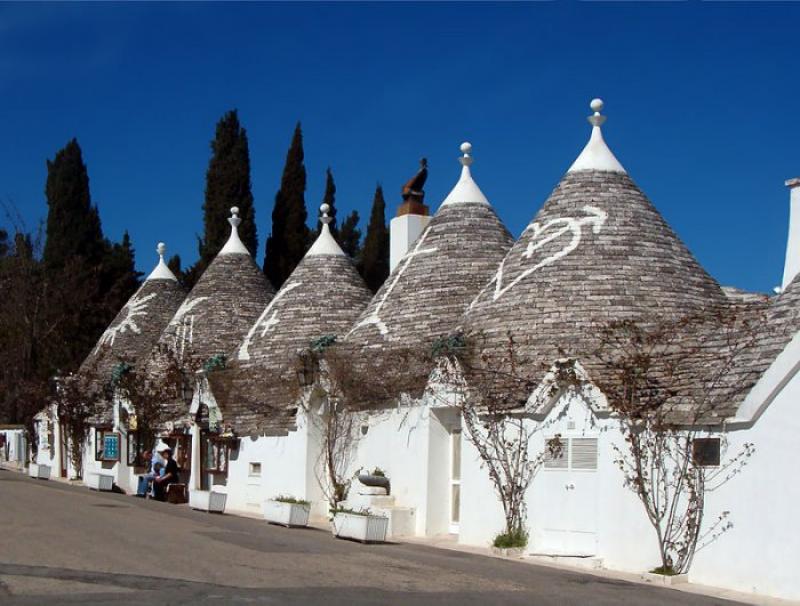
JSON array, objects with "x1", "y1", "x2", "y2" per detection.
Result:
[
  {"x1": 152, "y1": 446, "x2": 179, "y2": 502},
  {"x1": 135, "y1": 450, "x2": 155, "y2": 497}
]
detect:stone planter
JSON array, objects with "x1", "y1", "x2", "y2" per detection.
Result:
[
  {"x1": 86, "y1": 473, "x2": 113, "y2": 492},
  {"x1": 189, "y1": 489, "x2": 227, "y2": 513},
  {"x1": 490, "y1": 546, "x2": 525, "y2": 559},
  {"x1": 641, "y1": 572, "x2": 689, "y2": 586},
  {"x1": 332, "y1": 512, "x2": 389, "y2": 543},
  {"x1": 28, "y1": 463, "x2": 51, "y2": 480},
  {"x1": 263, "y1": 499, "x2": 311, "y2": 527}
]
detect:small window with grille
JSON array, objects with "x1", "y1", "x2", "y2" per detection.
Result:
[{"x1": 692, "y1": 438, "x2": 721, "y2": 467}]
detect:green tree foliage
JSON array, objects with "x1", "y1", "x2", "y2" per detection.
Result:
[
  {"x1": 338, "y1": 210, "x2": 362, "y2": 260},
  {"x1": 0, "y1": 229, "x2": 8, "y2": 258},
  {"x1": 359, "y1": 185, "x2": 390, "y2": 292},
  {"x1": 183, "y1": 110, "x2": 257, "y2": 289},
  {"x1": 264, "y1": 122, "x2": 309, "y2": 288},
  {"x1": 43, "y1": 139, "x2": 104, "y2": 268},
  {"x1": 200, "y1": 109, "x2": 257, "y2": 263},
  {"x1": 0, "y1": 140, "x2": 141, "y2": 429},
  {"x1": 313, "y1": 168, "x2": 338, "y2": 240}
]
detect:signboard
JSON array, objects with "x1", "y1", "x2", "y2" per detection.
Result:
[{"x1": 102, "y1": 432, "x2": 120, "y2": 462}]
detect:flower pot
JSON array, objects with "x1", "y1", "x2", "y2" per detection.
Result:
[
  {"x1": 490, "y1": 546, "x2": 525, "y2": 559},
  {"x1": 86, "y1": 473, "x2": 113, "y2": 492},
  {"x1": 189, "y1": 489, "x2": 227, "y2": 513},
  {"x1": 28, "y1": 463, "x2": 50, "y2": 480},
  {"x1": 263, "y1": 500, "x2": 311, "y2": 527},
  {"x1": 641, "y1": 572, "x2": 689, "y2": 586},
  {"x1": 332, "y1": 512, "x2": 389, "y2": 543}
]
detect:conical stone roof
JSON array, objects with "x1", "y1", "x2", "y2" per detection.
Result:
[
  {"x1": 464, "y1": 99, "x2": 726, "y2": 382},
  {"x1": 151, "y1": 209, "x2": 274, "y2": 430},
  {"x1": 209, "y1": 206, "x2": 373, "y2": 435},
  {"x1": 346, "y1": 143, "x2": 514, "y2": 371},
  {"x1": 80, "y1": 243, "x2": 186, "y2": 390}
]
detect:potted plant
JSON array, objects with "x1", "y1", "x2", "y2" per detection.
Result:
[
  {"x1": 490, "y1": 529, "x2": 527, "y2": 559},
  {"x1": 331, "y1": 507, "x2": 389, "y2": 543},
  {"x1": 189, "y1": 489, "x2": 227, "y2": 513},
  {"x1": 264, "y1": 495, "x2": 312, "y2": 527},
  {"x1": 641, "y1": 566, "x2": 690, "y2": 586},
  {"x1": 86, "y1": 472, "x2": 114, "y2": 491}
]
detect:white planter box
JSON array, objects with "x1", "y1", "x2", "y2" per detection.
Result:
[
  {"x1": 28, "y1": 463, "x2": 51, "y2": 480},
  {"x1": 189, "y1": 489, "x2": 227, "y2": 513},
  {"x1": 332, "y1": 512, "x2": 389, "y2": 543},
  {"x1": 263, "y1": 500, "x2": 311, "y2": 527},
  {"x1": 642, "y1": 572, "x2": 689, "y2": 586},
  {"x1": 86, "y1": 473, "x2": 113, "y2": 491}
]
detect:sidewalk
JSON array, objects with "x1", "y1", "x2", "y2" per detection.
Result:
[{"x1": 400, "y1": 534, "x2": 796, "y2": 606}]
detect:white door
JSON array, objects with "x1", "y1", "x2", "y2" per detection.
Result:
[
  {"x1": 449, "y1": 429, "x2": 462, "y2": 534},
  {"x1": 536, "y1": 436, "x2": 599, "y2": 556}
]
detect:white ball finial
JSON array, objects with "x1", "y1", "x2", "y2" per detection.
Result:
[
  {"x1": 228, "y1": 206, "x2": 242, "y2": 228},
  {"x1": 157, "y1": 242, "x2": 166, "y2": 257},
  {"x1": 320, "y1": 203, "x2": 332, "y2": 225},
  {"x1": 459, "y1": 141, "x2": 474, "y2": 167},
  {"x1": 587, "y1": 97, "x2": 607, "y2": 127},
  {"x1": 230, "y1": 206, "x2": 240, "y2": 217}
]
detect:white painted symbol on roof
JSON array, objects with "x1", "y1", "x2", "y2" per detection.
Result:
[
  {"x1": 95, "y1": 291, "x2": 158, "y2": 352},
  {"x1": 169, "y1": 296, "x2": 209, "y2": 358},
  {"x1": 237, "y1": 282, "x2": 302, "y2": 361},
  {"x1": 490, "y1": 205, "x2": 607, "y2": 302},
  {"x1": 348, "y1": 226, "x2": 438, "y2": 339}
]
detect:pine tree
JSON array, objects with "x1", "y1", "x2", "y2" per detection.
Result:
[
  {"x1": 359, "y1": 185, "x2": 390, "y2": 292},
  {"x1": 43, "y1": 139, "x2": 105, "y2": 268},
  {"x1": 313, "y1": 168, "x2": 338, "y2": 240},
  {"x1": 338, "y1": 210, "x2": 361, "y2": 260},
  {"x1": 198, "y1": 109, "x2": 257, "y2": 267},
  {"x1": 264, "y1": 122, "x2": 309, "y2": 288}
]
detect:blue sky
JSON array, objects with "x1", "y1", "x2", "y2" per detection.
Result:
[{"x1": 1, "y1": 2, "x2": 797, "y2": 293}]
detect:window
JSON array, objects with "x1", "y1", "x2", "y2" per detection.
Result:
[
  {"x1": 126, "y1": 432, "x2": 150, "y2": 467},
  {"x1": 544, "y1": 437, "x2": 598, "y2": 471},
  {"x1": 692, "y1": 438, "x2": 721, "y2": 467},
  {"x1": 249, "y1": 462, "x2": 262, "y2": 477},
  {"x1": 94, "y1": 429, "x2": 120, "y2": 462},
  {"x1": 203, "y1": 436, "x2": 230, "y2": 474}
]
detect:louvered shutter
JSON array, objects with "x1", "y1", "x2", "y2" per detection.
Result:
[{"x1": 570, "y1": 438, "x2": 598, "y2": 471}]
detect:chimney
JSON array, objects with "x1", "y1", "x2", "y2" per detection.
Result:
[
  {"x1": 390, "y1": 158, "x2": 431, "y2": 272},
  {"x1": 782, "y1": 178, "x2": 800, "y2": 289}
]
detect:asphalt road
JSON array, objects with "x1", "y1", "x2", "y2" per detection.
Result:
[{"x1": 0, "y1": 469, "x2": 742, "y2": 605}]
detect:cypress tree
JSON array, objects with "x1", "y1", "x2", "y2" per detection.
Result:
[
  {"x1": 338, "y1": 211, "x2": 361, "y2": 260},
  {"x1": 264, "y1": 122, "x2": 309, "y2": 288},
  {"x1": 167, "y1": 254, "x2": 183, "y2": 280},
  {"x1": 43, "y1": 139, "x2": 105, "y2": 268},
  {"x1": 359, "y1": 185, "x2": 390, "y2": 292},
  {"x1": 0, "y1": 229, "x2": 8, "y2": 258},
  {"x1": 313, "y1": 168, "x2": 338, "y2": 240},
  {"x1": 198, "y1": 109, "x2": 257, "y2": 265},
  {"x1": 101, "y1": 231, "x2": 141, "y2": 310}
]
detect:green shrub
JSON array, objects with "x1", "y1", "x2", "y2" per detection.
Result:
[
  {"x1": 273, "y1": 495, "x2": 310, "y2": 505},
  {"x1": 493, "y1": 529, "x2": 528, "y2": 549},
  {"x1": 331, "y1": 506, "x2": 375, "y2": 517},
  {"x1": 650, "y1": 565, "x2": 679, "y2": 576}
]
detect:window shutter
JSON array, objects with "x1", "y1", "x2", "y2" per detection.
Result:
[{"x1": 570, "y1": 438, "x2": 598, "y2": 470}]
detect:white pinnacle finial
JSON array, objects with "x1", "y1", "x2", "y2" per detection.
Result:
[
  {"x1": 146, "y1": 241, "x2": 177, "y2": 281},
  {"x1": 320, "y1": 203, "x2": 332, "y2": 225},
  {"x1": 459, "y1": 142, "x2": 473, "y2": 167},
  {"x1": 306, "y1": 203, "x2": 345, "y2": 256},
  {"x1": 228, "y1": 206, "x2": 242, "y2": 228},
  {"x1": 219, "y1": 206, "x2": 249, "y2": 255},
  {"x1": 441, "y1": 141, "x2": 489, "y2": 207},
  {"x1": 567, "y1": 97, "x2": 626, "y2": 174},
  {"x1": 588, "y1": 98, "x2": 607, "y2": 127}
]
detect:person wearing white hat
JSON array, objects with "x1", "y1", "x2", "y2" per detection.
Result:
[{"x1": 153, "y1": 444, "x2": 179, "y2": 502}]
